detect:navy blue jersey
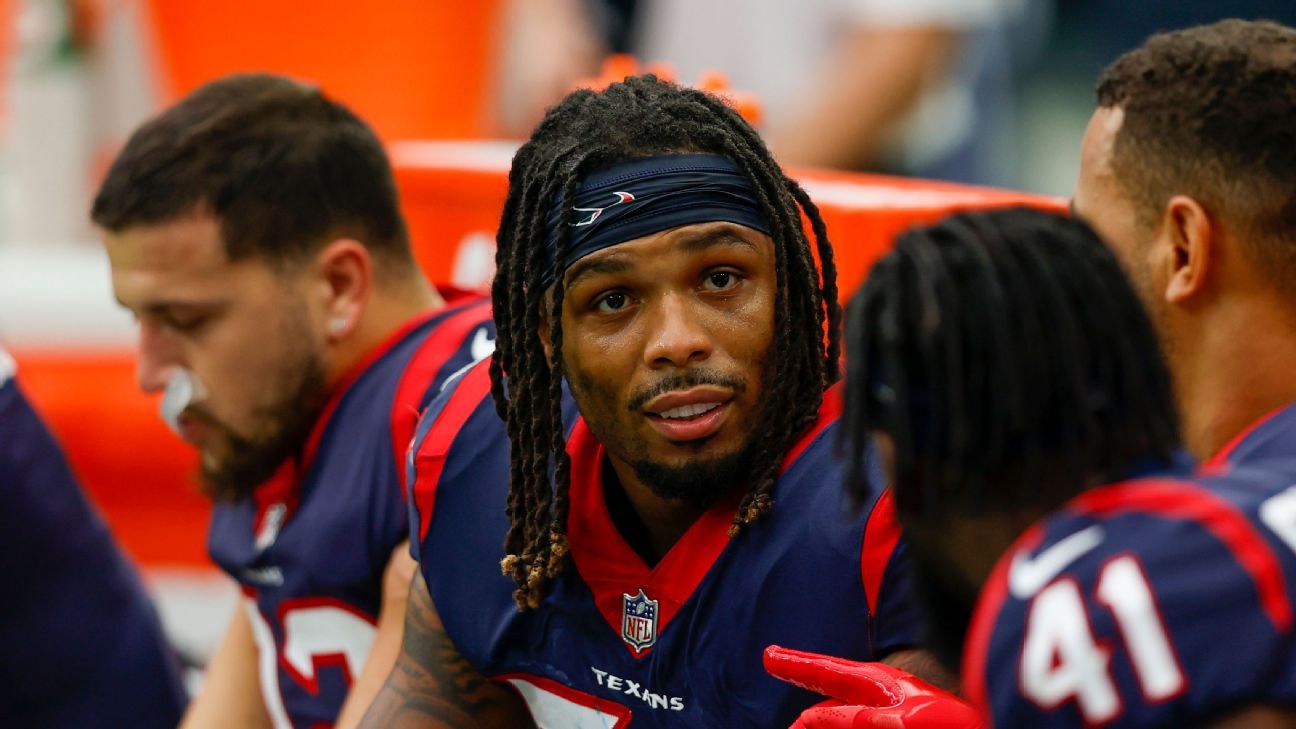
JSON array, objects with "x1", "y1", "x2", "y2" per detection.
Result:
[
  {"x1": 408, "y1": 359, "x2": 919, "y2": 728},
  {"x1": 1205, "y1": 402, "x2": 1296, "y2": 470},
  {"x1": 965, "y1": 461, "x2": 1296, "y2": 728},
  {"x1": 207, "y1": 293, "x2": 493, "y2": 729},
  {"x1": 0, "y1": 351, "x2": 187, "y2": 727}
]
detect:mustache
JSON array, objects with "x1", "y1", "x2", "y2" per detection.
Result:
[{"x1": 626, "y1": 369, "x2": 748, "y2": 412}]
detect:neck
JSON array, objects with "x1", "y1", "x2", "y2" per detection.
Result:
[
  {"x1": 326, "y1": 275, "x2": 443, "y2": 386},
  {"x1": 921, "y1": 515, "x2": 1034, "y2": 592},
  {"x1": 605, "y1": 456, "x2": 709, "y2": 562},
  {"x1": 1174, "y1": 294, "x2": 1296, "y2": 460}
]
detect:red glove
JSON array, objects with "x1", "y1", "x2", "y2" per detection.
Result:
[{"x1": 764, "y1": 645, "x2": 985, "y2": 729}]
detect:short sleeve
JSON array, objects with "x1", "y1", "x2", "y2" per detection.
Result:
[
  {"x1": 969, "y1": 498, "x2": 1296, "y2": 728},
  {"x1": 859, "y1": 489, "x2": 923, "y2": 655}
]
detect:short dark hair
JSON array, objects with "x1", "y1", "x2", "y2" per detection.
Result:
[
  {"x1": 1096, "y1": 19, "x2": 1296, "y2": 293},
  {"x1": 492, "y1": 75, "x2": 840, "y2": 609},
  {"x1": 91, "y1": 73, "x2": 412, "y2": 268},
  {"x1": 843, "y1": 208, "x2": 1180, "y2": 523}
]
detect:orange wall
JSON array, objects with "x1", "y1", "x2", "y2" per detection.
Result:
[
  {"x1": 15, "y1": 145, "x2": 1062, "y2": 568},
  {"x1": 144, "y1": 0, "x2": 502, "y2": 140}
]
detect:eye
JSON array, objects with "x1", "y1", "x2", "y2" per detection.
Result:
[
  {"x1": 166, "y1": 314, "x2": 209, "y2": 334},
  {"x1": 703, "y1": 271, "x2": 740, "y2": 291},
  {"x1": 595, "y1": 291, "x2": 630, "y2": 313}
]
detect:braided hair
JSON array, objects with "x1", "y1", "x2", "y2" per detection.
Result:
[
  {"x1": 491, "y1": 75, "x2": 840, "y2": 610},
  {"x1": 842, "y1": 208, "x2": 1180, "y2": 524}
]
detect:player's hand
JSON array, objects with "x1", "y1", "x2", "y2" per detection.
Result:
[{"x1": 763, "y1": 645, "x2": 984, "y2": 728}]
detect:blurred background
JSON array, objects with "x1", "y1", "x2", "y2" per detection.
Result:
[{"x1": 3, "y1": 0, "x2": 1295, "y2": 680}]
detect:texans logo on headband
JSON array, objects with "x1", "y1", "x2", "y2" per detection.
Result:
[
  {"x1": 541, "y1": 153, "x2": 772, "y2": 287},
  {"x1": 574, "y1": 191, "x2": 636, "y2": 227}
]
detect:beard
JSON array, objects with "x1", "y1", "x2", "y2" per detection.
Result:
[
  {"x1": 195, "y1": 348, "x2": 330, "y2": 504},
  {"x1": 571, "y1": 366, "x2": 764, "y2": 510},
  {"x1": 628, "y1": 435, "x2": 759, "y2": 508}
]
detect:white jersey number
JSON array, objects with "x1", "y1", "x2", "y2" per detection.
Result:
[
  {"x1": 1259, "y1": 485, "x2": 1296, "y2": 556},
  {"x1": 1019, "y1": 555, "x2": 1185, "y2": 723},
  {"x1": 246, "y1": 599, "x2": 378, "y2": 729}
]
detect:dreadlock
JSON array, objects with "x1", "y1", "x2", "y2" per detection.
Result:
[
  {"x1": 491, "y1": 75, "x2": 840, "y2": 610},
  {"x1": 842, "y1": 207, "x2": 1180, "y2": 524}
]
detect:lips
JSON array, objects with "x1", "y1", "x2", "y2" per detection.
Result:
[
  {"x1": 643, "y1": 387, "x2": 732, "y2": 442},
  {"x1": 174, "y1": 411, "x2": 207, "y2": 446},
  {"x1": 657, "y1": 402, "x2": 722, "y2": 420}
]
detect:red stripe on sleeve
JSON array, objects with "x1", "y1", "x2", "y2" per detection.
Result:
[
  {"x1": 1070, "y1": 478, "x2": 1293, "y2": 632},
  {"x1": 412, "y1": 359, "x2": 494, "y2": 542},
  {"x1": 780, "y1": 382, "x2": 843, "y2": 472},
  {"x1": 962, "y1": 526, "x2": 1043, "y2": 725},
  {"x1": 1203, "y1": 406, "x2": 1285, "y2": 471},
  {"x1": 859, "y1": 488, "x2": 903, "y2": 618},
  {"x1": 389, "y1": 300, "x2": 491, "y2": 498}
]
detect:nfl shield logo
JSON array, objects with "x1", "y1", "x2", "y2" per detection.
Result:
[{"x1": 621, "y1": 589, "x2": 659, "y2": 653}]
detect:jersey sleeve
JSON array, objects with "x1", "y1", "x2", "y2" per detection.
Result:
[
  {"x1": 406, "y1": 357, "x2": 496, "y2": 563},
  {"x1": 965, "y1": 480, "x2": 1296, "y2": 729},
  {"x1": 388, "y1": 299, "x2": 493, "y2": 500},
  {"x1": 860, "y1": 489, "x2": 924, "y2": 655}
]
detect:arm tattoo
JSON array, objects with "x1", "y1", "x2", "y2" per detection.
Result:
[{"x1": 358, "y1": 572, "x2": 533, "y2": 728}]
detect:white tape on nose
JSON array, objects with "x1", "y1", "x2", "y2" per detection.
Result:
[{"x1": 160, "y1": 368, "x2": 209, "y2": 434}]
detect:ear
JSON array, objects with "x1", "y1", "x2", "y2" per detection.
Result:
[
  {"x1": 312, "y1": 239, "x2": 372, "y2": 342},
  {"x1": 1161, "y1": 195, "x2": 1213, "y2": 304}
]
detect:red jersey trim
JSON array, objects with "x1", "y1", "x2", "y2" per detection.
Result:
[
  {"x1": 388, "y1": 300, "x2": 491, "y2": 499},
  {"x1": 962, "y1": 477, "x2": 1295, "y2": 720},
  {"x1": 1203, "y1": 405, "x2": 1288, "y2": 471},
  {"x1": 860, "y1": 489, "x2": 903, "y2": 621},
  {"x1": 494, "y1": 672, "x2": 633, "y2": 728},
  {"x1": 565, "y1": 416, "x2": 742, "y2": 659},
  {"x1": 963, "y1": 525, "x2": 1043, "y2": 724},
  {"x1": 1070, "y1": 479, "x2": 1293, "y2": 632},
  {"x1": 566, "y1": 382, "x2": 844, "y2": 658},
  {"x1": 274, "y1": 596, "x2": 378, "y2": 695},
  {"x1": 436, "y1": 283, "x2": 487, "y2": 307},
  {"x1": 412, "y1": 358, "x2": 495, "y2": 542},
  {"x1": 780, "y1": 382, "x2": 843, "y2": 471},
  {"x1": 252, "y1": 309, "x2": 446, "y2": 535}
]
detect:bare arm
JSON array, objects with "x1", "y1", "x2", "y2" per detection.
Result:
[
  {"x1": 357, "y1": 571, "x2": 534, "y2": 728},
  {"x1": 768, "y1": 25, "x2": 955, "y2": 170},
  {"x1": 335, "y1": 540, "x2": 419, "y2": 729},
  {"x1": 180, "y1": 602, "x2": 273, "y2": 729}
]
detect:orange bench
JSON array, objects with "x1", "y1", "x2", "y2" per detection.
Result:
[{"x1": 15, "y1": 143, "x2": 1061, "y2": 568}]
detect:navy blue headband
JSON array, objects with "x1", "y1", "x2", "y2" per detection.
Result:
[{"x1": 542, "y1": 153, "x2": 772, "y2": 287}]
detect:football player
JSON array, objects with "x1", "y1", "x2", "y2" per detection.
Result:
[
  {"x1": 0, "y1": 347, "x2": 187, "y2": 727},
  {"x1": 771, "y1": 208, "x2": 1296, "y2": 727},
  {"x1": 1072, "y1": 19, "x2": 1296, "y2": 472},
  {"x1": 359, "y1": 75, "x2": 935, "y2": 727},
  {"x1": 93, "y1": 74, "x2": 494, "y2": 729},
  {"x1": 769, "y1": 19, "x2": 1296, "y2": 728}
]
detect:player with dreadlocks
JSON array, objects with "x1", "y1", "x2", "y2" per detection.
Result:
[
  {"x1": 765, "y1": 208, "x2": 1296, "y2": 728},
  {"x1": 359, "y1": 75, "x2": 933, "y2": 728}
]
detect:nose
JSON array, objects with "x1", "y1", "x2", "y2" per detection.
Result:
[
  {"x1": 135, "y1": 322, "x2": 181, "y2": 394},
  {"x1": 642, "y1": 293, "x2": 713, "y2": 368}
]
